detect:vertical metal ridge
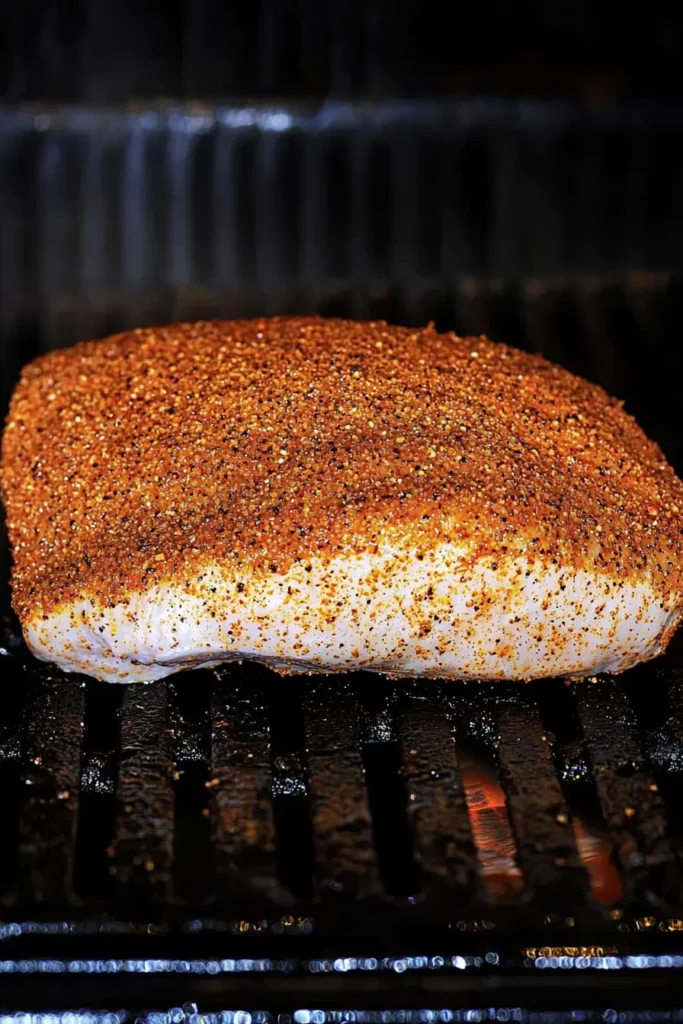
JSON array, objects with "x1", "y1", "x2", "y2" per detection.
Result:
[
  {"x1": 79, "y1": 120, "x2": 111, "y2": 307},
  {"x1": 212, "y1": 118, "x2": 242, "y2": 298},
  {"x1": 495, "y1": 692, "x2": 590, "y2": 907},
  {"x1": 348, "y1": 131, "x2": 371, "y2": 317},
  {"x1": 390, "y1": 125, "x2": 418, "y2": 285},
  {"x1": 209, "y1": 673, "x2": 278, "y2": 902},
  {"x1": 110, "y1": 683, "x2": 174, "y2": 903},
  {"x1": 390, "y1": 124, "x2": 420, "y2": 323},
  {"x1": 300, "y1": 127, "x2": 324, "y2": 307},
  {"x1": 395, "y1": 695, "x2": 479, "y2": 901},
  {"x1": 575, "y1": 678, "x2": 680, "y2": 906},
  {"x1": 119, "y1": 111, "x2": 162, "y2": 329},
  {"x1": 254, "y1": 127, "x2": 282, "y2": 315},
  {"x1": 17, "y1": 679, "x2": 85, "y2": 904},
  {"x1": 0, "y1": 116, "x2": 40, "y2": 403},
  {"x1": 303, "y1": 680, "x2": 380, "y2": 898},
  {"x1": 166, "y1": 111, "x2": 196, "y2": 302},
  {"x1": 490, "y1": 132, "x2": 519, "y2": 279},
  {"x1": 37, "y1": 126, "x2": 81, "y2": 351}
]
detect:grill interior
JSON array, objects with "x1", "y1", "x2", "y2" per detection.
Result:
[{"x1": 1, "y1": 97, "x2": 683, "y2": 1010}]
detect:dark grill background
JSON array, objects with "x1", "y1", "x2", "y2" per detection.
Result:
[{"x1": 3, "y1": 2, "x2": 683, "y2": 101}]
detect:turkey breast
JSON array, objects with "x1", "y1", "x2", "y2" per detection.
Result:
[{"x1": 2, "y1": 316, "x2": 681, "y2": 682}]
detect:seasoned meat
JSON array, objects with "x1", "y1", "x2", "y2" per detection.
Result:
[{"x1": 2, "y1": 316, "x2": 681, "y2": 682}]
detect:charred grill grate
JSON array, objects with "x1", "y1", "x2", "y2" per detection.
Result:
[
  {"x1": 2, "y1": 612, "x2": 683, "y2": 929},
  {"x1": 3, "y1": 614, "x2": 683, "y2": 1009}
]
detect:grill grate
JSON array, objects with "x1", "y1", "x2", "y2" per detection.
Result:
[
  {"x1": 210, "y1": 675, "x2": 278, "y2": 903},
  {"x1": 574, "y1": 680, "x2": 681, "y2": 907},
  {"x1": 395, "y1": 695, "x2": 478, "y2": 901},
  {"x1": 494, "y1": 694, "x2": 588, "y2": 908},
  {"x1": 17, "y1": 679, "x2": 84, "y2": 905},
  {"x1": 3, "y1": 613, "x2": 683, "y2": 1008},
  {"x1": 2, "y1": 611, "x2": 683, "y2": 930},
  {"x1": 303, "y1": 683, "x2": 380, "y2": 901},
  {"x1": 111, "y1": 685, "x2": 175, "y2": 904}
]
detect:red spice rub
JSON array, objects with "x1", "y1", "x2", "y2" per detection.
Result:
[{"x1": 2, "y1": 316, "x2": 682, "y2": 620}]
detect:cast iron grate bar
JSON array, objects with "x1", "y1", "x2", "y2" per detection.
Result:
[
  {"x1": 3, "y1": 612, "x2": 683, "y2": 922},
  {"x1": 495, "y1": 691, "x2": 590, "y2": 907},
  {"x1": 16, "y1": 678, "x2": 85, "y2": 904},
  {"x1": 303, "y1": 680, "x2": 381, "y2": 898},
  {"x1": 209, "y1": 669, "x2": 278, "y2": 902},
  {"x1": 110, "y1": 683, "x2": 174, "y2": 903},
  {"x1": 575, "y1": 678, "x2": 680, "y2": 907},
  {"x1": 395, "y1": 693, "x2": 479, "y2": 903}
]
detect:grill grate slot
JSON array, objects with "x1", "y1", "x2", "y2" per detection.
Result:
[
  {"x1": 395, "y1": 693, "x2": 478, "y2": 902},
  {"x1": 268, "y1": 683, "x2": 315, "y2": 900},
  {"x1": 575, "y1": 678, "x2": 680, "y2": 908},
  {"x1": 110, "y1": 683, "x2": 174, "y2": 903},
  {"x1": 17, "y1": 679, "x2": 85, "y2": 904},
  {"x1": 363, "y1": 730, "x2": 420, "y2": 898},
  {"x1": 209, "y1": 667, "x2": 278, "y2": 902},
  {"x1": 303, "y1": 680, "x2": 381, "y2": 898},
  {"x1": 495, "y1": 691, "x2": 590, "y2": 907},
  {"x1": 73, "y1": 683, "x2": 121, "y2": 900},
  {"x1": 170, "y1": 674, "x2": 211, "y2": 904}
]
